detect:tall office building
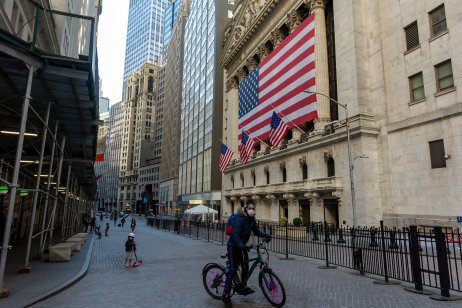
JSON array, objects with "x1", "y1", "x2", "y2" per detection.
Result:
[
  {"x1": 177, "y1": 0, "x2": 234, "y2": 213},
  {"x1": 162, "y1": 0, "x2": 180, "y2": 61},
  {"x1": 119, "y1": 63, "x2": 161, "y2": 211},
  {"x1": 122, "y1": 0, "x2": 169, "y2": 98},
  {"x1": 159, "y1": 0, "x2": 190, "y2": 213}
]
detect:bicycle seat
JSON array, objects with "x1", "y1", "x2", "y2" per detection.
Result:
[{"x1": 221, "y1": 252, "x2": 228, "y2": 259}]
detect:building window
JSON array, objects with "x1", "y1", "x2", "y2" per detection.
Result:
[
  {"x1": 231, "y1": 176, "x2": 234, "y2": 189},
  {"x1": 404, "y1": 21, "x2": 419, "y2": 51},
  {"x1": 327, "y1": 157, "x2": 335, "y2": 177},
  {"x1": 252, "y1": 173, "x2": 256, "y2": 186},
  {"x1": 241, "y1": 174, "x2": 244, "y2": 187},
  {"x1": 429, "y1": 5, "x2": 447, "y2": 37},
  {"x1": 409, "y1": 72, "x2": 425, "y2": 102},
  {"x1": 429, "y1": 139, "x2": 446, "y2": 168},
  {"x1": 282, "y1": 168, "x2": 287, "y2": 183},
  {"x1": 266, "y1": 171, "x2": 270, "y2": 185},
  {"x1": 435, "y1": 60, "x2": 454, "y2": 92},
  {"x1": 302, "y1": 163, "x2": 308, "y2": 180}
]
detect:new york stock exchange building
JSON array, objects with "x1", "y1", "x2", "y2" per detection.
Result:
[{"x1": 220, "y1": 0, "x2": 462, "y2": 228}]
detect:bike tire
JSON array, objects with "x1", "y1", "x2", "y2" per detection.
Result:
[
  {"x1": 259, "y1": 270, "x2": 286, "y2": 307},
  {"x1": 202, "y1": 263, "x2": 227, "y2": 299}
]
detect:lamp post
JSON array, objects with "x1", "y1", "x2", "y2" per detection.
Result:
[{"x1": 302, "y1": 90, "x2": 357, "y2": 226}]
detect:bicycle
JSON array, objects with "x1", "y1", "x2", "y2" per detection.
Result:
[{"x1": 202, "y1": 239, "x2": 286, "y2": 307}]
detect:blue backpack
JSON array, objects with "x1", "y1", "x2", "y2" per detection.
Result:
[{"x1": 225, "y1": 213, "x2": 238, "y2": 236}]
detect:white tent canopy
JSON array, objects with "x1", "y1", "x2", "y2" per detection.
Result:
[{"x1": 184, "y1": 204, "x2": 218, "y2": 215}]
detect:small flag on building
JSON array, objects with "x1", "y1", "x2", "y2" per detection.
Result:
[
  {"x1": 219, "y1": 142, "x2": 234, "y2": 172},
  {"x1": 269, "y1": 111, "x2": 289, "y2": 147},
  {"x1": 95, "y1": 152, "x2": 104, "y2": 162},
  {"x1": 238, "y1": 131, "x2": 255, "y2": 164}
]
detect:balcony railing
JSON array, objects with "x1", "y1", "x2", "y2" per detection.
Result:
[{"x1": 224, "y1": 177, "x2": 343, "y2": 197}]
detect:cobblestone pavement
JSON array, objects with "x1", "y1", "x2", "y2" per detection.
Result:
[{"x1": 33, "y1": 216, "x2": 461, "y2": 308}]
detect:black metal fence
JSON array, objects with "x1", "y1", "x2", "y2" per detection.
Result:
[{"x1": 148, "y1": 217, "x2": 462, "y2": 299}]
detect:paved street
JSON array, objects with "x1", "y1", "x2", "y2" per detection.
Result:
[{"x1": 32, "y1": 216, "x2": 460, "y2": 308}]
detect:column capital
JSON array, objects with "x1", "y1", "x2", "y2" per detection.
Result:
[
  {"x1": 237, "y1": 68, "x2": 247, "y2": 81},
  {"x1": 257, "y1": 44, "x2": 271, "y2": 61},
  {"x1": 287, "y1": 10, "x2": 302, "y2": 32},
  {"x1": 246, "y1": 57, "x2": 258, "y2": 71},
  {"x1": 270, "y1": 28, "x2": 285, "y2": 49},
  {"x1": 310, "y1": 0, "x2": 326, "y2": 10}
]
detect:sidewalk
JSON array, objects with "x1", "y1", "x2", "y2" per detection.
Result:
[
  {"x1": 1, "y1": 228, "x2": 95, "y2": 308},
  {"x1": 33, "y1": 216, "x2": 462, "y2": 308}
]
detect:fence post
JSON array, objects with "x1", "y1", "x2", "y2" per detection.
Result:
[
  {"x1": 319, "y1": 221, "x2": 336, "y2": 269},
  {"x1": 279, "y1": 222, "x2": 294, "y2": 260},
  {"x1": 373, "y1": 221, "x2": 399, "y2": 285},
  {"x1": 429, "y1": 227, "x2": 462, "y2": 301},
  {"x1": 404, "y1": 225, "x2": 432, "y2": 295}
]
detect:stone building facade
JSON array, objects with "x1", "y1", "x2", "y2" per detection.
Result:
[
  {"x1": 119, "y1": 63, "x2": 160, "y2": 211},
  {"x1": 221, "y1": 0, "x2": 462, "y2": 227}
]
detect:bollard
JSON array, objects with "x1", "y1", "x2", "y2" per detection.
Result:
[
  {"x1": 369, "y1": 228, "x2": 379, "y2": 247},
  {"x1": 373, "y1": 221, "x2": 400, "y2": 285},
  {"x1": 429, "y1": 227, "x2": 462, "y2": 301},
  {"x1": 337, "y1": 227, "x2": 346, "y2": 243},
  {"x1": 389, "y1": 229, "x2": 399, "y2": 249},
  {"x1": 404, "y1": 225, "x2": 432, "y2": 295},
  {"x1": 319, "y1": 221, "x2": 336, "y2": 269}
]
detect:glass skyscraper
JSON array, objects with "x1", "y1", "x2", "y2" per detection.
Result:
[
  {"x1": 178, "y1": 0, "x2": 233, "y2": 211},
  {"x1": 163, "y1": 0, "x2": 180, "y2": 51},
  {"x1": 122, "y1": 0, "x2": 169, "y2": 98}
]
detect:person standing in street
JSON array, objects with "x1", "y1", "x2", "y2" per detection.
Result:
[
  {"x1": 113, "y1": 212, "x2": 118, "y2": 226},
  {"x1": 130, "y1": 217, "x2": 136, "y2": 232},
  {"x1": 105, "y1": 222, "x2": 110, "y2": 236},
  {"x1": 83, "y1": 217, "x2": 89, "y2": 233},
  {"x1": 121, "y1": 216, "x2": 126, "y2": 227},
  {"x1": 124, "y1": 232, "x2": 136, "y2": 267},
  {"x1": 90, "y1": 217, "x2": 96, "y2": 232}
]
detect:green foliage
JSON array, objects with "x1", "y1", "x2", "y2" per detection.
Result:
[
  {"x1": 293, "y1": 217, "x2": 303, "y2": 227},
  {"x1": 280, "y1": 216, "x2": 288, "y2": 226}
]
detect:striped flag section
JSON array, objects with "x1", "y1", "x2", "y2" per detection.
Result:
[
  {"x1": 269, "y1": 112, "x2": 289, "y2": 147},
  {"x1": 238, "y1": 13, "x2": 317, "y2": 141},
  {"x1": 238, "y1": 131, "x2": 255, "y2": 164},
  {"x1": 219, "y1": 143, "x2": 234, "y2": 173}
]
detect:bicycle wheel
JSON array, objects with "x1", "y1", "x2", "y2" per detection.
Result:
[
  {"x1": 203, "y1": 264, "x2": 227, "y2": 299},
  {"x1": 259, "y1": 270, "x2": 286, "y2": 307}
]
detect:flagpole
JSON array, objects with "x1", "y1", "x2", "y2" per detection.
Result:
[
  {"x1": 271, "y1": 104, "x2": 306, "y2": 136},
  {"x1": 243, "y1": 129, "x2": 270, "y2": 148}
]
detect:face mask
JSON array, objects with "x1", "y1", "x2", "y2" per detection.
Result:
[{"x1": 247, "y1": 209, "x2": 256, "y2": 217}]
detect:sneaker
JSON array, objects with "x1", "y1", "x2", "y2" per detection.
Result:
[
  {"x1": 221, "y1": 295, "x2": 233, "y2": 308},
  {"x1": 240, "y1": 286, "x2": 255, "y2": 296}
]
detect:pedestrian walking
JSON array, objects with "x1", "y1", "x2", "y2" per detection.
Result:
[
  {"x1": 130, "y1": 217, "x2": 136, "y2": 232},
  {"x1": 121, "y1": 217, "x2": 126, "y2": 227},
  {"x1": 90, "y1": 217, "x2": 96, "y2": 232},
  {"x1": 96, "y1": 225, "x2": 102, "y2": 239},
  {"x1": 105, "y1": 222, "x2": 110, "y2": 236},
  {"x1": 124, "y1": 232, "x2": 136, "y2": 267},
  {"x1": 113, "y1": 213, "x2": 118, "y2": 226},
  {"x1": 83, "y1": 217, "x2": 89, "y2": 233}
]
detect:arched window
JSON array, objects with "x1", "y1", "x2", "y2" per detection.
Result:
[
  {"x1": 148, "y1": 76, "x2": 154, "y2": 92},
  {"x1": 302, "y1": 163, "x2": 308, "y2": 180},
  {"x1": 282, "y1": 167, "x2": 287, "y2": 182},
  {"x1": 327, "y1": 157, "x2": 335, "y2": 177}
]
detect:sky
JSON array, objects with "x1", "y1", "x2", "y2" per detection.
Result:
[{"x1": 97, "y1": 0, "x2": 129, "y2": 105}]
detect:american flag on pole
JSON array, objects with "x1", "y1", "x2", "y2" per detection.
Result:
[
  {"x1": 219, "y1": 142, "x2": 234, "y2": 172},
  {"x1": 238, "y1": 13, "x2": 317, "y2": 141},
  {"x1": 238, "y1": 131, "x2": 255, "y2": 164},
  {"x1": 269, "y1": 112, "x2": 289, "y2": 147}
]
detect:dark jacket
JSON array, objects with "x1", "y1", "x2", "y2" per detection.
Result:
[
  {"x1": 227, "y1": 208, "x2": 268, "y2": 250},
  {"x1": 125, "y1": 239, "x2": 136, "y2": 252}
]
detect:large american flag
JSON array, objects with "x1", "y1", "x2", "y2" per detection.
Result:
[
  {"x1": 238, "y1": 13, "x2": 317, "y2": 141},
  {"x1": 238, "y1": 131, "x2": 255, "y2": 164},
  {"x1": 269, "y1": 111, "x2": 289, "y2": 147},
  {"x1": 219, "y1": 143, "x2": 234, "y2": 172}
]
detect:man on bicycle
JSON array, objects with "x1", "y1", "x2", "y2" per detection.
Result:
[{"x1": 222, "y1": 200, "x2": 271, "y2": 307}]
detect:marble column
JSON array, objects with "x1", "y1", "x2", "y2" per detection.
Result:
[{"x1": 311, "y1": 0, "x2": 331, "y2": 130}]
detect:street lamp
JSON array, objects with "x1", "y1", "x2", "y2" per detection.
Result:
[{"x1": 302, "y1": 90, "x2": 357, "y2": 226}]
